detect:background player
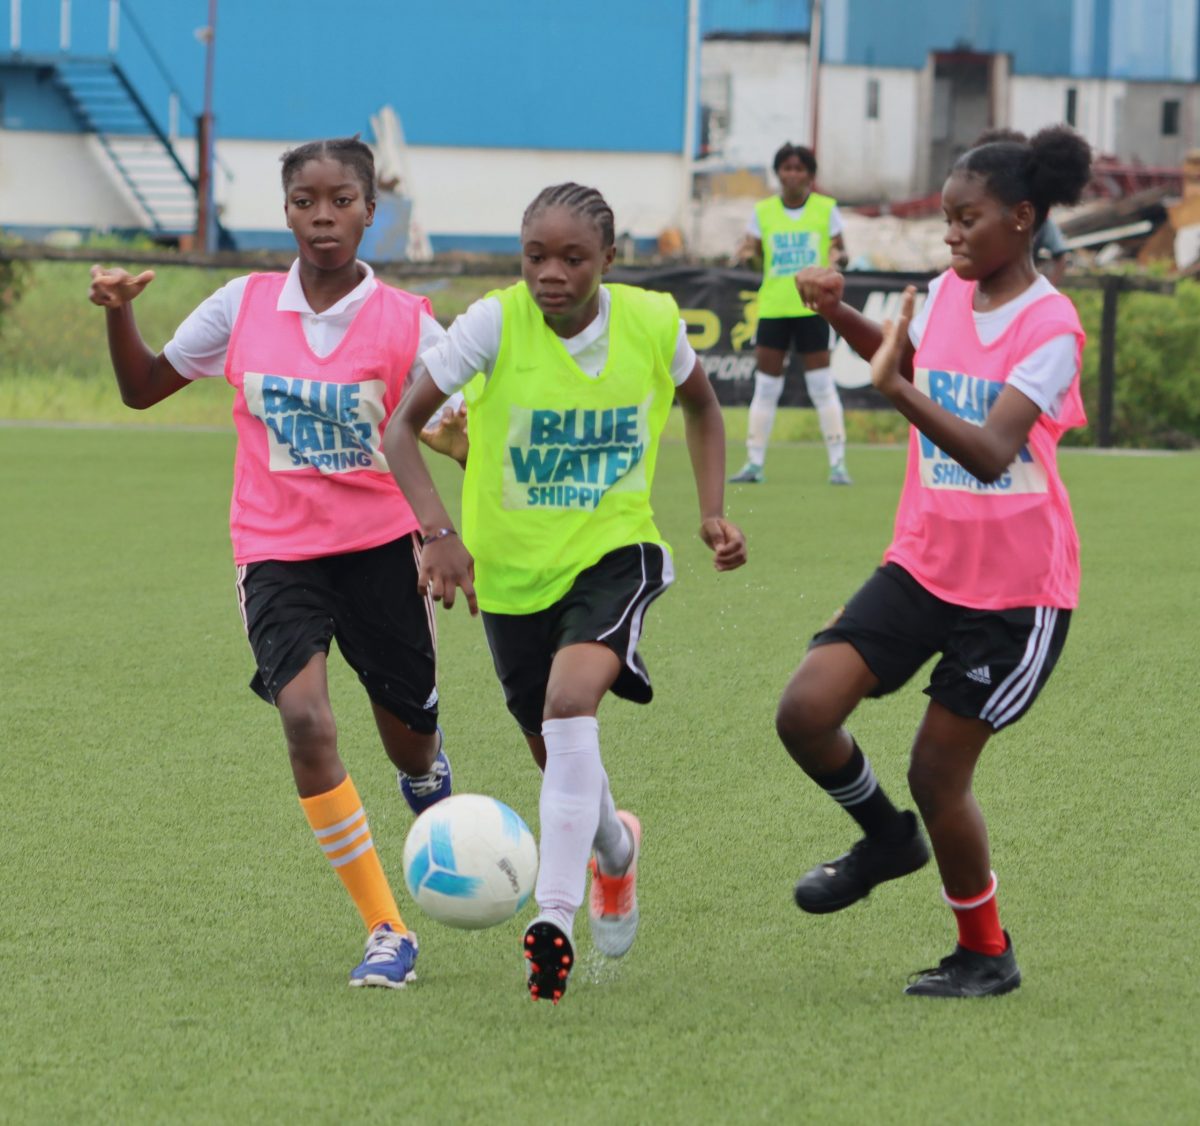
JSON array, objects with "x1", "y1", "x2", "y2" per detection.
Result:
[{"x1": 731, "y1": 142, "x2": 851, "y2": 486}]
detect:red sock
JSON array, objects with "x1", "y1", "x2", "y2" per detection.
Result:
[{"x1": 944, "y1": 872, "x2": 1007, "y2": 956}]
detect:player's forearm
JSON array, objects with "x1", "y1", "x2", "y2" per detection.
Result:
[
  {"x1": 681, "y1": 395, "x2": 728, "y2": 520},
  {"x1": 104, "y1": 305, "x2": 162, "y2": 409},
  {"x1": 880, "y1": 379, "x2": 1013, "y2": 483},
  {"x1": 825, "y1": 303, "x2": 883, "y2": 362},
  {"x1": 384, "y1": 418, "x2": 457, "y2": 533}
]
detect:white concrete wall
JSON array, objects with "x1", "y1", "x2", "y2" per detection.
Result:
[
  {"x1": 700, "y1": 38, "x2": 813, "y2": 167},
  {"x1": 0, "y1": 130, "x2": 687, "y2": 243},
  {"x1": 1009, "y1": 76, "x2": 1126, "y2": 154},
  {"x1": 0, "y1": 130, "x2": 142, "y2": 228},
  {"x1": 817, "y1": 66, "x2": 924, "y2": 202}
]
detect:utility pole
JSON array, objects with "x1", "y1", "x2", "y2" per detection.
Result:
[
  {"x1": 808, "y1": 0, "x2": 823, "y2": 157},
  {"x1": 195, "y1": 0, "x2": 218, "y2": 253}
]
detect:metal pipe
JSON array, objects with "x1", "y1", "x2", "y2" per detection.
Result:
[{"x1": 60, "y1": 0, "x2": 71, "y2": 52}]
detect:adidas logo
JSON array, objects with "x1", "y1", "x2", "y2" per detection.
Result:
[{"x1": 966, "y1": 666, "x2": 992, "y2": 685}]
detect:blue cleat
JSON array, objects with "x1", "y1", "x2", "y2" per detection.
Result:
[
  {"x1": 349, "y1": 923, "x2": 418, "y2": 989},
  {"x1": 398, "y1": 731, "x2": 452, "y2": 815},
  {"x1": 729, "y1": 461, "x2": 764, "y2": 484},
  {"x1": 828, "y1": 461, "x2": 853, "y2": 486}
]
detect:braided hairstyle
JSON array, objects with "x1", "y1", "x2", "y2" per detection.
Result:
[
  {"x1": 956, "y1": 125, "x2": 1092, "y2": 227},
  {"x1": 773, "y1": 142, "x2": 817, "y2": 176},
  {"x1": 522, "y1": 183, "x2": 615, "y2": 249},
  {"x1": 280, "y1": 135, "x2": 376, "y2": 204}
]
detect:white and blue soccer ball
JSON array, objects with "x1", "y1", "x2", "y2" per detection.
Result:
[{"x1": 403, "y1": 794, "x2": 538, "y2": 929}]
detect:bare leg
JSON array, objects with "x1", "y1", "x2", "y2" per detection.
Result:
[
  {"x1": 907, "y1": 702, "x2": 993, "y2": 898},
  {"x1": 276, "y1": 653, "x2": 345, "y2": 798}
]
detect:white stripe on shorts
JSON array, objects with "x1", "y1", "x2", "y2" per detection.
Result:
[
  {"x1": 979, "y1": 607, "x2": 1058, "y2": 728},
  {"x1": 234, "y1": 565, "x2": 249, "y2": 635},
  {"x1": 597, "y1": 544, "x2": 675, "y2": 686}
]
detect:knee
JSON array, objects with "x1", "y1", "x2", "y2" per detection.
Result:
[
  {"x1": 907, "y1": 754, "x2": 960, "y2": 821},
  {"x1": 279, "y1": 699, "x2": 337, "y2": 766},
  {"x1": 775, "y1": 680, "x2": 836, "y2": 754}
]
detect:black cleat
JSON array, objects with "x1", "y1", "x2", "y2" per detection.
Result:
[
  {"x1": 904, "y1": 931, "x2": 1022, "y2": 997},
  {"x1": 523, "y1": 920, "x2": 574, "y2": 1004},
  {"x1": 793, "y1": 811, "x2": 930, "y2": 914}
]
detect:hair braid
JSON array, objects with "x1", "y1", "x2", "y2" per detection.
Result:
[{"x1": 522, "y1": 182, "x2": 615, "y2": 248}]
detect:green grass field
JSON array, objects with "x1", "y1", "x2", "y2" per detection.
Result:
[{"x1": 2, "y1": 421, "x2": 1197, "y2": 1124}]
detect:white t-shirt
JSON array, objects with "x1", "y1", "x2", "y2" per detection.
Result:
[
  {"x1": 746, "y1": 197, "x2": 845, "y2": 240},
  {"x1": 421, "y1": 286, "x2": 698, "y2": 396},
  {"x1": 164, "y1": 259, "x2": 447, "y2": 378},
  {"x1": 907, "y1": 273, "x2": 1078, "y2": 420}
]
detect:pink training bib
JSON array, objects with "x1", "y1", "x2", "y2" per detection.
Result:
[
  {"x1": 223, "y1": 273, "x2": 427, "y2": 564},
  {"x1": 885, "y1": 270, "x2": 1087, "y2": 610}
]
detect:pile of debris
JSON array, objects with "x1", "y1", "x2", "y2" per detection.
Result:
[{"x1": 1055, "y1": 150, "x2": 1200, "y2": 272}]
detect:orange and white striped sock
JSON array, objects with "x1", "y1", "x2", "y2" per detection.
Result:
[{"x1": 299, "y1": 774, "x2": 405, "y2": 934}]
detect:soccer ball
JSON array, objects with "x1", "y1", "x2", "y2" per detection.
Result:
[{"x1": 403, "y1": 794, "x2": 538, "y2": 929}]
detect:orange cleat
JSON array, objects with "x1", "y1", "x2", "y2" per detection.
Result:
[{"x1": 588, "y1": 810, "x2": 641, "y2": 958}]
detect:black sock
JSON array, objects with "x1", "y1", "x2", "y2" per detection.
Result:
[{"x1": 814, "y1": 740, "x2": 905, "y2": 838}]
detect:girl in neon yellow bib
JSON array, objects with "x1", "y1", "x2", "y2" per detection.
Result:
[{"x1": 386, "y1": 183, "x2": 746, "y2": 1002}]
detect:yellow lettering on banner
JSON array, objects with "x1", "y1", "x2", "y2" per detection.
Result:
[{"x1": 680, "y1": 308, "x2": 721, "y2": 350}]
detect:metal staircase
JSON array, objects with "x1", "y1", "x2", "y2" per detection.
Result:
[{"x1": 50, "y1": 56, "x2": 202, "y2": 238}]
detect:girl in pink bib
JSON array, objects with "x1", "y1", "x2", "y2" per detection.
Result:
[
  {"x1": 90, "y1": 137, "x2": 458, "y2": 990},
  {"x1": 779, "y1": 126, "x2": 1093, "y2": 997}
]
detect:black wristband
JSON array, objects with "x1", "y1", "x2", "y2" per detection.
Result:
[{"x1": 421, "y1": 527, "x2": 457, "y2": 546}]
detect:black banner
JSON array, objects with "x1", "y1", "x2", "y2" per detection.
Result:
[{"x1": 607, "y1": 266, "x2": 932, "y2": 409}]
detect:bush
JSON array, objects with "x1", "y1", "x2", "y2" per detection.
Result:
[
  {"x1": 0, "y1": 235, "x2": 31, "y2": 333},
  {"x1": 1069, "y1": 278, "x2": 1200, "y2": 449}
]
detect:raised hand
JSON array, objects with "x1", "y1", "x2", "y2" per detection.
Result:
[
  {"x1": 794, "y1": 266, "x2": 844, "y2": 316},
  {"x1": 870, "y1": 286, "x2": 916, "y2": 397},
  {"x1": 89, "y1": 265, "x2": 156, "y2": 307},
  {"x1": 419, "y1": 401, "x2": 469, "y2": 466}
]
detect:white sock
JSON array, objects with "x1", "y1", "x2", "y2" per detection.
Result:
[
  {"x1": 747, "y1": 370, "x2": 784, "y2": 466},
  {"x1": 593, "y1": 770, "x2": 632, "y2": 875},
  {"x1": 804, "y1": 366, "x2": 846, "y2": 467},
  {"x1": 534, "y1": 716, "x2": 604, "y2": 937}
]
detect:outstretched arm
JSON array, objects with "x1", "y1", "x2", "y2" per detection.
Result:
[
  {"x1": 675, "y1": 361, "x2": 747, "y2": 572},
  {"x1": 88, "y1": 266, "x2": 190, "y2": 409},
  {"x1": 870, "y1": 287, "x2": 1043, "y2": 482},
  {"x1": 384, "y1": 371, "x2": 478, "y2": 614}
]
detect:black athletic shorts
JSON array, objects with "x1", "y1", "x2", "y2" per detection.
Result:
[
  {"x1": 236, "y1": 534, "x2": 439, "y2": 732},
  {"x1": 810, "y1": 563, "x2": 1071, "y2": 731},
  {"x1": 481, "y1": 543, "x2": 675, "y2": 735},
  {"x1": 755, "y1": 315, "x2": 831, "y2": 355}
]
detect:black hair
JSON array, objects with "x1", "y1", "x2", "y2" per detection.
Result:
[
  {"x1": 955, "y1": 125, "x2": 1092, "y2": 226},
  {"x1": 280, "y1": 135, "x2": 376, "y2": 204},
  {"x1": 773, "y1": 142, "x2": 817, "y2": 176},
  {"x1": 521, "y1": 182, "x2": 616, "y2": 249}
]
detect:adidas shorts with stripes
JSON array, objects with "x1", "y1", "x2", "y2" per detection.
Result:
[
  {"x1": 236, "y1": 533, "x2": 439, "y2": 733},
  {"x1": 481, "y1": 543, "x2": 675, "y2": 735},
  {"x1": 810, "y1": 563, "x2": 1071, "y2": 731}
]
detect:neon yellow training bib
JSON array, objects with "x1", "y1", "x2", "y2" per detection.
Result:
[
  {"x1": 756, "y1": 192, "x2": 836, "y2": 318},
  {"x1": 461, "y1": 282, "x2": 679, "y2": 615}
]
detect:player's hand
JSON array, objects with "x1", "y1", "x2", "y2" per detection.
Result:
[
  {"x1": 417, "y1": 535, "x2": 478, "y2": 615},
  {"x1": 700, "y1": 516, "x2": 747, "y2": 572},
  {"x1": 870, "y1": 286, "x2": 916, "y2": 398},
  {"x1": 795, "y1": 267, "x2": 843, "y2": 316},
  {"x1": 419, "y1": 401, "x2": 469, "y2": 466},
  {"x1": 89, "y1": 264, "x2": 155, "y2": 307}
]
